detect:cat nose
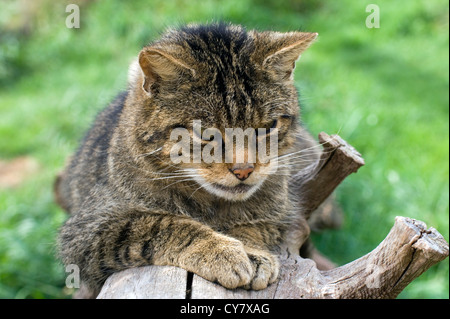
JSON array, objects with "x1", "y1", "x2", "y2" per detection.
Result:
[{"x1": 230, "y1": 164, "x2": 254, "y2": 181}]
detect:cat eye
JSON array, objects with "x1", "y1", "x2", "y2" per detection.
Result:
[
  {"x1": 255, "y1": 119, "x2": 278, "y2": 136},
  {"x1": 270, "y1": 119, "x2": 278, "y2": 129}
]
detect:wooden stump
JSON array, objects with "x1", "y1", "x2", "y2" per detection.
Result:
[
  {"x1": 97, "y1": 216, "x2": 448, "y2": 299},
  {"x1": 97, "y1": 133, "x2": 449, "y2": 299}
]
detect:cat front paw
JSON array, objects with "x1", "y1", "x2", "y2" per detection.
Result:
[
  {"x1": 213, "y1": 243, "x2": 254, "y2": 289},
  {"x1": 244, "y1": 247, "x2": 280, "y2": 290},
  {"x1": 186, "y1": 235, "x2": 254, "y2": 289},
  {"x1": 181, "y1": 234, "x2": 279, "y2": 290}
]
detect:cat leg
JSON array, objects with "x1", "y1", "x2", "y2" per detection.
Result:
[{"x1": 59, "y1": 209, "x2": 257, "y2": 293}]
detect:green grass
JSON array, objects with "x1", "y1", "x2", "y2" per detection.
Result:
[{"x1": 0, "y1": 0, "x2": 448, "y2": 298}]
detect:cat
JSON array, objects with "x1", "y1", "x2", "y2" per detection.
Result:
[{"x1": 55, "y1": 22, "x2": 323, "y2": 298}]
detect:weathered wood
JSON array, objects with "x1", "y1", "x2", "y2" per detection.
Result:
[
  {"x1": 97, "y1": 216, "x2": 448, "y2": 299},
  {"x1": 285, "y1": 132, "x2": 365, "y2": 255},
  {"x1": 97, "y1": 133, "x2": 449, "y2": 299},
  {"x1": 97, "y1": 265, "x2": 187, "y2": 299},
  {"x1": 290, "y1": 132, "x2": 365, "y2": 220},
  {"x1": 319, "y1": 216, "x2": 449, "y2": 299}
]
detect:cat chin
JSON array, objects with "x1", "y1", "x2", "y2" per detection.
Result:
[
  {"x1": 192, "y1": 175, "x2": 264, "y2": 201},
  {"x1": 208, "y1": 183, "x2": 261, "y2": 201}
]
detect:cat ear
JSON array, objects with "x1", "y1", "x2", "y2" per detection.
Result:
[
  {"x1": 138, "y1": 47, "x2": 196, "y2": 93},
  {"x1": 256, "y1": 32, "x2": 318, "y2": 81}
]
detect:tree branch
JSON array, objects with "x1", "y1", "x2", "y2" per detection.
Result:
[{"x1": 289, "y1": 132, "x2": 365, "y2": 219}]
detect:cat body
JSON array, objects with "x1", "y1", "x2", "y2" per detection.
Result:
[{"x1": 56, "y1": 23, "x2": 319, "y2": 297}]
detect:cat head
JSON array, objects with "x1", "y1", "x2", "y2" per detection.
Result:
[{"x1": 126, "y1": 23, "x2": 317, "y2": 201}]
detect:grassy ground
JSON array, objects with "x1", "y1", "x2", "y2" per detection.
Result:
[{"x1": 0, "y1": 0, "x2": 448, "y2": 298}]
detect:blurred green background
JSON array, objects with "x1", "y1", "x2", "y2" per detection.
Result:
[{"x1": 0, "y1": 0, "x2": 448, "y2": 298}]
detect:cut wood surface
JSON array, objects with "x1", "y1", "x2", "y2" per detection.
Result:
[
  {"x1": 97, "y1": 132, "x2": 449, "y2": 299},
  {"x1": 97, "y1": 265, "x2": 187, "y2": 299}
]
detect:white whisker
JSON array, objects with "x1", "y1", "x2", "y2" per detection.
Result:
[
  {"x1": 274, "y1": 134, "x2": 340, "y2": 161},
  {"x1": 188, "y1": 181, "x2": 212, "y2": 199},
  {"x1": 160, "y1": 178, "x2": 196, "y2": 190},
  {"x1": 135, "y1": 147, "x2": 163, "y2": 158},
  {"x1": 141, "y1": 174, "x2": 198, "y2": 182}
]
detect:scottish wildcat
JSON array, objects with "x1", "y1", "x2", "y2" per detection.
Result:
[{"x1": 56, "y1": 23, "x2": 321, "y2": 297}]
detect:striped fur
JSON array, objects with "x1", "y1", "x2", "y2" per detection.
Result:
[{"x1": 56, "y1": 23, "x2": 318, "y2": 297}]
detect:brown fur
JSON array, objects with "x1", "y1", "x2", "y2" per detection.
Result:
[{"x1": 56, "y1": 23, "x2": 321, "y2": 297}]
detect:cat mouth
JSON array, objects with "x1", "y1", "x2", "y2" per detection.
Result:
[
  {"x1": 192, "y1": 174, "x2": 264, "y2": 201},
  {"x1": 211, "y1": 183, "x2": 254, "y2": 194}
]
